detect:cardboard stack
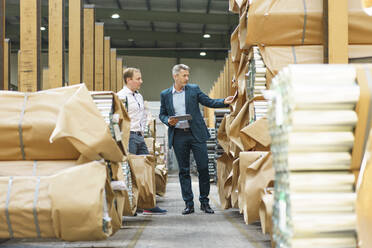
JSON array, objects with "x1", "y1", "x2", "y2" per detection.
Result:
[
  {"x1": 267, "y1": 64, "x2": 372, "y2": 248},
  {"x1": 0, "y1": 84, "x2": 129, "y2": 241}
]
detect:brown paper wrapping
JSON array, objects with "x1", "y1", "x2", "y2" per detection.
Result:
[
  {"x1": 128, "y1": 155, "x2": 156, "y2": 209},
  {"x1": 230, "y1": 101, "x2": 250, "y2": 151},
  {"x1": 357, "y1": 130, "x2": 372, "y2": 248},
  {"x1": 231, "y1": 26, "x2": 242, "y2": 63},
  {"x1": 259, "y1": 190, "x2": 274, "y2": 235},
  {"x1": 0, "y1": 161, "x2": 119, "y2": 241},
  {"x1": 0, "y1": 84, "x2": 124, "y2": 162},
  {"x1": 238, "y1": 152, "x2": 274, "y2": 224},
  {"x1": 155, "y1": 164, "x2": 168, "y2": 197},
  {"x1": 240, "y1": 0, "x2": 372, "y2": 48},
  {"x1": 259, "y1": 45, "x2": 372, "y2": 87},
  {"x1": 217, "y1": 116, "x2": 230, "y2": 153},
  {"x1": 240, "y1": 117, "x2": 271, "y2": 151},
  {"x1": 0, "y1": 160, "x2": 124, "y2": 239},
  {"x1": 231, "y1": 158, "x2": 240, "y2": 208},
  {"x1": 91, "y1": 91, "x2": 131, "y2": 155},
  {"x1": 144, "y1": 138, "x2": 155, "y2": 154},
  {"x1": 217, "y1": 153, "x2": 234, "y2": 209},
  {"x1": 230, "y1": 53, "x2": 249, "y2": 116}
]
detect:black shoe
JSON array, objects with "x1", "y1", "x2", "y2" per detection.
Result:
[
  {"x1": 182, "y1": 206, "x2": 195, "y2": 215},
  {"x1": 200, "y1": 203, "x2": 214, "y2": 214}
]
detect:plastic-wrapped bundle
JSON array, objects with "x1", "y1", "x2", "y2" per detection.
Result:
[{"x1": 267, "y1": 64, "x2": 368, "y2": 248}]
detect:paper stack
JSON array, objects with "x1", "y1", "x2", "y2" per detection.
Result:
[
  {"x1": 268, "y1": 65, "x2": 359, "y2": 248},
  {"x1": 207, "y1": 128, "x2": 217, "y2": 182},
  {"x1": 247, "y1": 46, "x2": 267, "y2": 99},
  {"x1": 215, "y1": 109, "x2": 230, "y2": 159}
]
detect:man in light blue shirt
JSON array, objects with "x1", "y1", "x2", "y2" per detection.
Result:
[{"x1": 159, "y1": 64, "x2": 234, "y2": 215}]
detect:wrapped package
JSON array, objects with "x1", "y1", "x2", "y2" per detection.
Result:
[
  {"x1": 259, "y1": 45, "x2": 372, "y2": 86},
  {"x1": 240, "y1": 0, "x2": 372, "y2": 48},
  {"x1": 121, "y1": 159, "x2": 139, "y2": 216},
  {"x1": 128, "y1": 155, "x2": 156, "y2": 210},
  {"x1": 0, "y1": 161, "x2": 121, "y2": 241},
  {"x1": 0, "y1": 84, "x2": 124, "y2": 162},
  {"x1": 144, "y1": 138, "x2": 155, "y2": 154},
  {"x1": 91, "y1": 91, "x2": 131, "y2": 155},
  {"x1": 240, "y1": 117, "x2": 271, "y2": 152},
  {"x1": 155, "y1": 164, "x2": 168, "y2": 197},
  {"x1": 259, "y1": 187, "x2": 274, "y2": 235},
  {"x1": 238, "y1": 152, "x2": 274, "y2": 224},
  {"x1": 217, "y1": 153, "x2": 234, "y2": 209},
  {"x1": 231, "y1": 158, "x2": 240, "y2": 208}
]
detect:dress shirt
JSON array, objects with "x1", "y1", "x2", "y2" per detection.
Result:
[
  {"x1": 117, "y1": 86, "x2": 147, "y2": 132},
  {"x1": 172, "y1": 86, "x2": 190, "y2": 129}
]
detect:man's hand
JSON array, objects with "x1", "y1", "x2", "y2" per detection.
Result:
[
  {"x1": 168, "y1": 117, "x2": 179, "y2": 126},
  {"x1": 224, "y1": 96, "x2": 234, "y2": 105}
]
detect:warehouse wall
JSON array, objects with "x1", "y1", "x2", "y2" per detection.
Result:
[{"x1": 10, "y1": 53, "x2": 225, "y2": 101}]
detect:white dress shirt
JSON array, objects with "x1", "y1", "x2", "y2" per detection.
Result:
[{"x1": 117, "y1": 86, "x2": 147, "y2": 132}]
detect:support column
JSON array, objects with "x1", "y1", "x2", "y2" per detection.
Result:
[
  {"x1": 83, "y1": 5, "x2": 95, "y2": 90},
  {"x1": 69, "y1": 0, "x2": 83, "y2": 85},
  {"x1": 104, "y1": 36, "x2": 111, "y2": 91},
  {"x1": 19, "y1": 0, "x2": 41, "y2": 92},
  {"x1": 49, "y1": 0, "x2": 65, "y2": 88},
  {"x1": 110, "y1": 48, "x2": 117, "y2": 92},
  {"x1": 94, "y1": 22, "x2": 104, "y2": 91}
]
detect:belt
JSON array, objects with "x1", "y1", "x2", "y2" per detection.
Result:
[
  {"x1": 130, "y1": 131, "x2": 142, "y2": 136},
  {"x1": 175, "y1": 128, "x2": 191, "y2": 132}
]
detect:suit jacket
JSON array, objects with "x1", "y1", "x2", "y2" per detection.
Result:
[{"x1": 159, "y1": 84, "x2": 229, "y2": 149}]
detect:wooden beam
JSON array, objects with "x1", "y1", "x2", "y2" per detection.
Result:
[
  {"x1": 0, "y1": 0, "x2": 4, "y2": 90},
  {"x1": 94, "y1": 22, "x2": 104, "y2": 91},
  {"x1": 49, "y1": 0, "x2": 65, "y2": 88},
  {"x1": 323, "y1": 0, "x2": 329, "y2": 63},
  {"x1": 19, "y1": 0, "x2": 41, "y2": 92},
  {"x1": 42, "y1": 67, "x2": 49, "y2": 90},
  {"x1": 110, "y1": 48, "x2": 117, "y2": 92},
  {"x1": 4, "y1": 38, "x2": 10, "y2": 90},
  {"x1": 83, "y1": 5, "x2": 95, "y2": 90},
  {"x1": 69, "y1": 0, "x2": 83, "y2": 85},
  {"x1": 104, "y1": 36, "x2": 111, "y2": 91},
  {"x1": 328, "y1": 0, "x2": 348, "y2": 64},
  {"x1": 116, "y1": 57, "x2": 123, "y2": 91}
]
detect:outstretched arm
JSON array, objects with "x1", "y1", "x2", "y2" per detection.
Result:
[{"x1": 197, "y1": 85, "x2": 231, "y2": 108}]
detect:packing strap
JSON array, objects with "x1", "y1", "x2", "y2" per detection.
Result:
[
  {"x1": 33, "y1": 177, "x2": 41, "y2": 238},
  {"x1": 301, "y1": 0, "x2": 307, "y2": 44},
  {"x1": 18, "y1": 94, "x2": 29, "y2": 160},
  {"x1": 5, "y1": 176, "x2": 14, "y2": 238}
]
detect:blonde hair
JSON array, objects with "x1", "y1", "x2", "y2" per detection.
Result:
[{"x1": 123, "y1": 67, "x2": 140, "y2": 84}]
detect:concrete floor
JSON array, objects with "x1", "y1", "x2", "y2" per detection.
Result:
[{"x1": 1, "y1": 174, "x2": 272, "y2": 248}]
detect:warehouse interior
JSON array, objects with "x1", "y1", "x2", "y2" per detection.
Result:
[{"x1": 1, "y1": 0, "x2": 372, "y2": 248}]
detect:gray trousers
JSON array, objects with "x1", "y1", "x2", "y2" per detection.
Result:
[{"x1": 129, "y1": 132, "x2": 149, "y2": 155}]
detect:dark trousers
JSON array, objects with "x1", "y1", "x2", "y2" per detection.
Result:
[{"x1": 172, "y1": 129, "x2": 210, "y2": 207}]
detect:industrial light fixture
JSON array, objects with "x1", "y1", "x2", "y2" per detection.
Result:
[
  {"x1": 111, "y1": 13, "x2": 120, "y2": 19},
  {"x1": 40, "y1": 26, "x2": 46, "y2": 31},
  {"x1": 128, "y1": 38, "x2": 134, "y2": 42},
  {"x1": 200, "y1": 51, "x2": 207, "y2": 56},
  {"x1": 203, "y1": 33, "x2": 211, "y2": 39}
]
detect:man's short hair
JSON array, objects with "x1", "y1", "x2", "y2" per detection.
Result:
[
  {"x1": 123, "y1": 67, "x2": 140, "y2": 84},
  {"x1": 172, "y1": 64, "x2": 190, "y2": 76}
]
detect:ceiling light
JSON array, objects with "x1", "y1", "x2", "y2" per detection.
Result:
[
  {"x1": 40, "y1": 26, "x2": 46, "y2": 31},
  {"x1": 362, "y1": 0, "x2": 372, "y2": 15},
  {"x1": 128, "y1": 38, "x2": 134, "y2": 42},
  {"x1": 203, "y1": 33, "x2": 211, "y2": 39},
  {"x1": 200, "y1": 52, "x2": 207, "y2": 56},
  {"x1": 111, "y1": 13, "x2": 120, "y2": 19}
]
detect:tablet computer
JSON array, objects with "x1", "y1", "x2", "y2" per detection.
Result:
[{"x1": 170, "y1": 114, "x2": 192, "y2": 121}]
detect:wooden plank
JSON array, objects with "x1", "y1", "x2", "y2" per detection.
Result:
[
  {"x1": 94, "y1": 22, "x2": 104, "y2": 91},
  {"x1": 110, "y1": 48, "x2": 117, "y2": 92},
  {"x1": 20, "y1": 0, "x2": 41, "y2": 92},
  {"x1": 104, "y1": 36, "x2": 111, "y2": 91},
  {"x1": 49, "y1": 0, "x2": 65, "y2": 88},
  {"x1": 68, "y1": 0, "x2": 83, "y2": 85},
  {"x1": 0, "y1": 0, "x2": 4, "y2": 90},
  {"x1": 116, "y1": 57, "x2": 123, "y2": 91},
  {"x1": 42, "y1": 67, "x2": 50, "y2": 90},
  {"x1": 83, "y1": 5, "x2": 95, "y2": 91},
  {"x1": 328, "y1": 0, "x2": 348, "y2": 64},
  {"x1": 4, "y1": 38, "x2": 10, "y2": 90},
  {"x1": 323, "y1": 0, "x2": 329, "y2": 63}
]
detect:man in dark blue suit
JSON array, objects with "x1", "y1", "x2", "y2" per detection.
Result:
[{"x1": 159, "y1": 64, "x2": 234, "y2": 215}]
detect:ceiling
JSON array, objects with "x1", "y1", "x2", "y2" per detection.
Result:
[{"x1": 5, "y1": 0, "x2": 238, "y2": 60}]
